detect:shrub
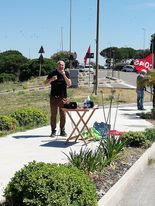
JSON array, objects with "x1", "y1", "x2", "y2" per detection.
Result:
[
  {"x1": 65, "y1": 148, "x2": 105, "y2": 174},
  {"x1": 145, "y1": 128, "x2": 155, "y2": 142},
  {"x1": 138, "y1": 112, "x2": 152, "y2": 119},
  {"x1": 0, "y1": 115, "x2": 17, "y2": 131},
  {"x1": 121, "y1": 131, "x2": 151, "y2": 148},
  {"x1": 99, "y1": 135, "x2": 127, "y2": 165},
  {"x1": 11, "y1": 108, "x2": 48, "y2": 127},
  {"x1": 4, "y1": 161, "x2": 98, "y2": 206},
  {"x1": 0, "y1": 73, "x2": 16, "y2": 83},
  {"x1": 65, "y1": 136, "x2": 127, "y2": 174}
]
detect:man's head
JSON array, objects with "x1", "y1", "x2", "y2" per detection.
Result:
[
  {"x1": 140, "y1": 69, "x2": 147, "y2": 75},
  {"x1": 57, "y1": 60, "x2": 65, "y2": 72}
]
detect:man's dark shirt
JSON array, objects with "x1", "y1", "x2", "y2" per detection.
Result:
[{"x1": 47, "y1": 69, "x2": 70, "y2": 97}]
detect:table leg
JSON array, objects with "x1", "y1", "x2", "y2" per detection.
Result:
[
  {"x1": 75, "y1": 108, "x2": 97, "y2": 141},
  {"x1": 65, "y1": 111, "x2": 87, "y2": 145}
]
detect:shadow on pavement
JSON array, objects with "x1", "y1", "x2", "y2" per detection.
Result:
[
  {"x1": 121, "y1": 113, "x2": 140, "y2": 119},
  {"x1": 40, "y1": 139, "x2": 77, "y2": 148},
  {"x1": 12, "y1": 135, "x2": 49, "y2": 139},
  {"x1": 119, "y1": 108, "x2": 138, "y2": 111}
]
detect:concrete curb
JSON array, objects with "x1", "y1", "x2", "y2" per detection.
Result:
[{"x1": 98, "y1": 142, "x2": 155, "y2": 206}]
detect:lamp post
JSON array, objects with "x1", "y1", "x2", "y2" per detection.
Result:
[{"x1": 95, "y1": 0, "x2": 100, "y2": 95}]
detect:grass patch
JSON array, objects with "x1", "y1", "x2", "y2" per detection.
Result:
[
  {"x1": 148, "y1": 158, "x2": 155, "y2": 165},
  {"x1": 0, "y1": 81, "x2": 150, "y2": 116}
]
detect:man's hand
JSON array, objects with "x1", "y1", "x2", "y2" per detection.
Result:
[
  {"x1": 51, "y1": 75, "x2": 57, "y2": 81},
  {"x1": 59, "y1": 70, "x2": 65, "y2": 75},
  {"x1": 44, "y1": 75, "x2": 57, "y2": 86}
]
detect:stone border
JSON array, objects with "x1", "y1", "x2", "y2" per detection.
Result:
[{"x1": 98, "y1": 142, "x2": 155, "y2": 206}]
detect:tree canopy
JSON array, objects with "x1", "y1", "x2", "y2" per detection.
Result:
[{"x1": 100, "y1": 47, "x2": 150, "y2": 63}]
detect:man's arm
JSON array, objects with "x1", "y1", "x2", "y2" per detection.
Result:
[
  {"x1": 62, "y1": 73, "x2": 72, "y2": 87},
  {"x1": 44, "y1": 76, "x2": 57, "y2": 86}
]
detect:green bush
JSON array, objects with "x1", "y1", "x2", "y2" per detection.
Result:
[
  {"x1": 11, "y1": 108, "x2": 48, "y2": 127},
  {"x1": 0, "y1": 115, "x2": 17, "y2": 131},
  {"x1": 0, "y1": 73, "x2": 16, "y2": 83},
  {"x1": 138, "y1": 112, "x2": 152, "y2": 119},
  {"x1": 145, "y1": 128, "x2": 155, "y2": 142},
  {"x1": 4, "y1": 161, "x2": 98, "y2": 206},
  {"x1": 121, "y1": 131, "x2": 151, "y2": 148}
]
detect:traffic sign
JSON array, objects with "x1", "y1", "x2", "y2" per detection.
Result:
[{"x1": 38, "y1": 46, "x2": 45, "y2": 53}]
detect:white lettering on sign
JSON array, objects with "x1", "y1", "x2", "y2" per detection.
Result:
[{"x1": 134, "y1": 60, "x2": 152, "y2": 69}]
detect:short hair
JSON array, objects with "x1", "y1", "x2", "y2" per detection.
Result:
[
  {"x1": 57, "y1": 60, "x2": 65, "y2": 66},
  {"x1": 140, "y1": 69, "x2": 147, "y2": 74}
]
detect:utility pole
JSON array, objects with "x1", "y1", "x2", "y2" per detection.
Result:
[
  {"x1": 151, "y1": 33, "x2": 155, "y2": 69},
  {"x1": 142, "y1": 28, "x2": 146, "y2": 58},
  {"x1": 95, "y1": 0, "x2": 100, "y2": 95},
  {"x1": 69, "y1": 0, "x2": 72, "y2": 69},
  {"x1": 61, "y1": 27, "x2": 63, "y2": 51}
]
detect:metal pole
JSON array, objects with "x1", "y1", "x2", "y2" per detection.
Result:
[
  {"x1": 61, "y1": 27, "x2": 63, "y2": 51},
  {"x1": 69, "y1": 0, "x2": 72, "y2": 69},
  {"x1": 95, "y1": 0, "x2": 100, "y2": 95},
  {"x1": 39, "y1": 62, "x2": 41, "y2": 77},
  {"x1": 152, "y1": 34, "x2": 155, "y2": 69},
  {"x1": 89, "y1": 57, "x2": 91, "y2": 87},
  {"x1": 142, "y1": 28, "x2": 146, "y2": 58}
]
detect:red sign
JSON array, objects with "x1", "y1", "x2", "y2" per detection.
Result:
[{"x1": 134, "y1": 53, "x2": 153, "y2": 73}]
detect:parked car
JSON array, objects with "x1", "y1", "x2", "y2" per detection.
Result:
[
  {"x1": 113, "y1": 64, "x2": 125, "y2": 71},
  {"x1": 79, "y1": 65, "x2": 94, "y2": 74},
  {"x1": 122, "y1": 65, "x2": 136, "y2": 72}
]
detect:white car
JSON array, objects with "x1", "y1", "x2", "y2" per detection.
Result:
[
  {"x1": 78, "y1": 65, "x2": 94, "y2": 74},
  {"x1": 83, "y1": 65, "x2": 94, "y2": 74},
  {"x1": 122, "y1": 65, "x2": 136, "y2": 72}
]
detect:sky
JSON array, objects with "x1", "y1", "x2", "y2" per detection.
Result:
[{"x1": 0, "y1": 0, "x2": 155, "y2": 65}]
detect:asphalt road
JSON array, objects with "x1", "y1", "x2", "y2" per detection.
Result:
[
  {"x1": 98, "y1": 69, "x2": 137, "y2": 87},
  {"x1": 81, "y1": 69, "x2": 137, "y2": 89}
]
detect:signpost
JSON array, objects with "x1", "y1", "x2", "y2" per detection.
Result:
[
  {"x1": 87, "y1": 52, "x2": 94, "y2": 87},
  {"x1": 38, "y1": 46, "x2": 45, "y2": 76}
]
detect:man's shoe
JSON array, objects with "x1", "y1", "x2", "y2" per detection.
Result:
[
  {"x1": 50, "y1": 129, "x2": 56, "y2": 137},
  {"x1": 60, "y1": 129, "x2": 67, "y2": 137}
]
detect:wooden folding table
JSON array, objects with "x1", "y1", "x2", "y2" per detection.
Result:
[{"x1": 62, "y1": 105, "x2": 98, "y2": 145}]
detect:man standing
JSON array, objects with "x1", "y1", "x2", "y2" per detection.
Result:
[
  {"x1": 136, "y1": 69, "x2": 147, "y2": 110},
  {"x1": 44, "y1": 60, "x2": 72, "y2": 137}
]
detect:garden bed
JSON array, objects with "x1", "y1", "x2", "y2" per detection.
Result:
[{"x1": 90, "y1": 147, "x2": 146, "y2": 200}]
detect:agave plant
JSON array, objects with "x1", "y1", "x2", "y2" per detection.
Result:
[
  {"x1": 98, "y1": 135, "x2": 127, "y2": 165},
  {"x1": 64, "y1": 148, "x2": 106, "y2": 174}
]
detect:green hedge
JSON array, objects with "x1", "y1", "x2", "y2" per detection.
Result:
[
  {"x1": 121, "y1": 131, "x2": 151, "y2": 148},
  {"x1": 0, "y1": 73, "x2": 16, "y2": 83},
  {"x1": 11, "y1": 108, "x2": 48, "y2": 127},
  {"x1": 0, "y1": 115, "x2": 17, "y2": 131},
  {"x1": 4, "y1": 161, "x2": 98, "y2": 206}
]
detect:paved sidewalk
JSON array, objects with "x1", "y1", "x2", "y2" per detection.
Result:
[{"x1": 0, "y1": 103, "x2": 154, "y2": 203}]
